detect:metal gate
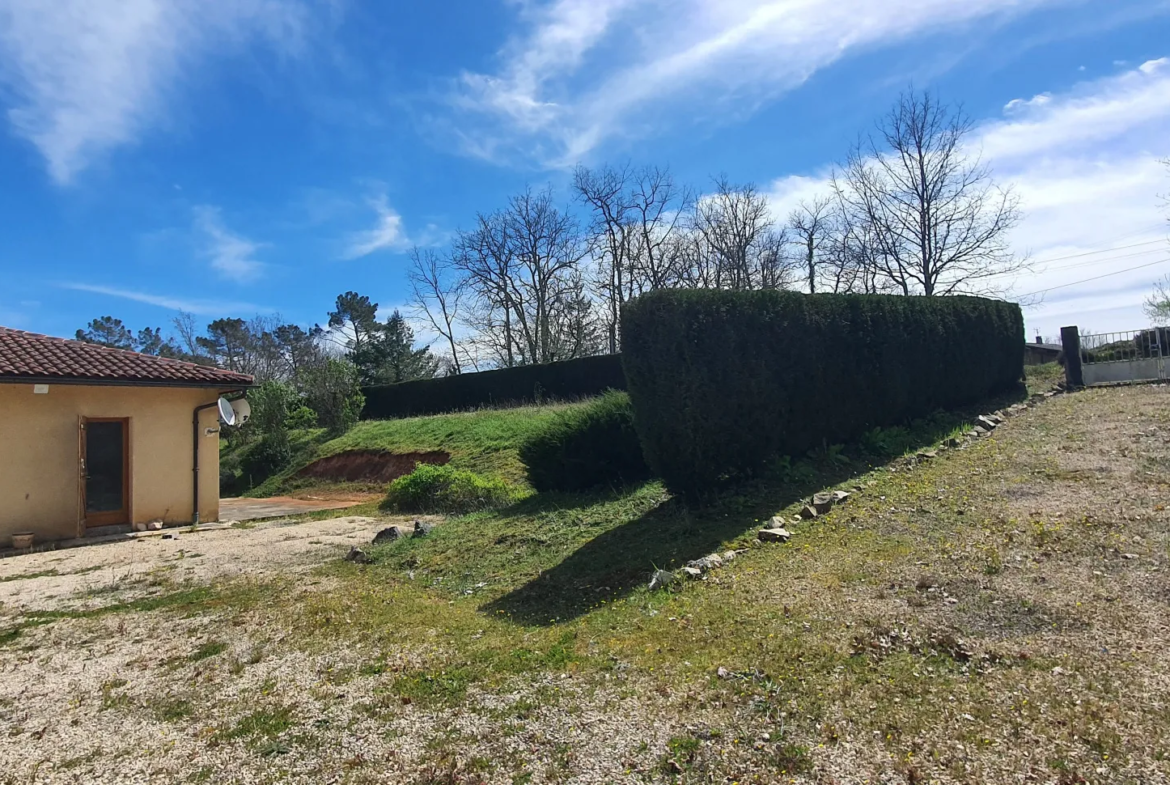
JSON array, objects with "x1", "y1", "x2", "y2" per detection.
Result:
[{"x1": 1080, "y1": 328, "x2": 1167, "y2": 385}]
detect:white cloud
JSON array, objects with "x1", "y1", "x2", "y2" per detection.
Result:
[
  {"x1": 979, "y1": 58, "x2": 1170, "y2": 162},
  {"x1": 59, "y1": 282, "x2": 265, "y2": 316},
  {"x1": 449, "y1": 0, "x2": 1067, "y2": 165},
  {"x1": 341, "y1": 195, "x2": 410, "y2": 259},
  {"x1": 0, "y1": 0, "x2": 313, "y2": 184},
  {"x1": 760, "y1": 61, "x2": 1170, "y2": 335},
  {"x1": 193, "y1": 206, "x2": 266, "y2": 282}
]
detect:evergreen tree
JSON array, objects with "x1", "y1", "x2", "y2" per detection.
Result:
[
  {"x1": 327, "y1": 292, "x2": 379, "y2": 351},
  {"x1": 76, "y1": 316, "x2": 134, "y2": 349},
  {"x1": 351, "y1": 311, "x2": 439, "y2": 386}
]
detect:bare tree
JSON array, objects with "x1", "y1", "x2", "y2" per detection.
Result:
[
  {"x1": 627, "y1": 166, "x2": 691, "y2": 292},
  {"x1": 835, "y1": 89, "x2": 1024, "y2": 296},
  {"x1": 690, "y1": 176, "x2": 795, "y2": 291},
  {"x1": 408, "y1": 247, "x2": 466, "y2": 374},
  {"x1": 505, "y1": 187, "x2": 593, "y2": 363},
  {"x1": 788, "y1": 196, "x2": 834, "y2": 294},
  {"x1": 574, "y1": 164, "x2": 691, "y2": 352},
  {"x1": 454, "y1": 187, "x2": 597, "y2": 366},
  {"x1": 574, "y1": 164, "x2": 634, "y2": 354},
  {"x1": 171, "y1": 311, "x2": 204, "y2": 358},
  {"x1": 453, "y1": 210, "x2": 518, "y2": 367}
]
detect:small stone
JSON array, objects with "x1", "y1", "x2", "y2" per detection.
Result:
[
  {"x1": 680, "y1": 566, "x2": 703, "y2": 579},
  {"x1": 973, "y1": 425, "x2": 990, "y2": 437},
  {"x1": 648, "y1": 569, "x2": 676, "y2": 591},
  {"x1": 831, "y1": 490, "x2": 851, "y2": 504},
  {"x1": 716, "y1": 666, "x2": 732, "y2": 679},
  {"x1": 345, "y1": 547, "x2": 372, "y2": 564},
  {"x1": 945, "y1": 597, "x2": 959, "y2": 605},
  {"x1": 161, "y1": 533, "x2": 177, "y2": 540},
  {"x1": 811, "y1": 492, "x2": 836, "y2": 514},
  {"x1": 1122, "y1": 553, "x2": 1139, "y2": 560},
  {"x1": 799, "y1": 504, "x2": 819, "y2": 520},
  {"x1": 967, "y1": 429, "x2": 980, "y2": 438},
  {"x1": 976, "y1": 415, "x2": 998, "y2": 430},
  {"x1": 721, "y1": 551, "x2": 738, "y2": 562},
  {"x1": 945, "y1": 437, "x2": 961, "y2": 448},
  {"x1": 373, "y1": 526, "x2": 402, "y2": 545},
  {"x1": 413, "y1": 521, "x2": 434, "y2": 538},
  {"x1": 146, "y1": 519, "x2": 163, "y2": 531},
  {"x1": 917, "y1": 450, "x2": 938, "y2": 460},
  {"x1": 687, "y1": 554, "x2": 724, "y2": 572},
  {"x1": 758, "y1": 527, "x2": 792, "y2": 543}
]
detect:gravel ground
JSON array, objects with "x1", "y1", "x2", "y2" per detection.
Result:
[
  {"x1": 0, "y1": 516, "x2": 394, "y2": 613},
  {"x1": 2, "y1": 384, "x2": 1169, "y2": 784}
]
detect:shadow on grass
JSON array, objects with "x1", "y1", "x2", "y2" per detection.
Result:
[{"x1": 482, "y1": 386, "x2": 1029, "y2": 627}]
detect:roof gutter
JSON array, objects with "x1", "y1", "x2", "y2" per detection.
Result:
[{"x1": 193, "y1": 390, "x2": 247, "y2": 525}]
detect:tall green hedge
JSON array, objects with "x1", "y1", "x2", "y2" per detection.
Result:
[
  {"x1": 361, "y1": 354, "x2": 625, "y2": 419},
  {"x1": 621, "y1": 290, "x2": 1024, "y2": 497}
]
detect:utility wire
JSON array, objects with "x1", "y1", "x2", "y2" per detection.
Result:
[
  {"x1": 1027, "y1": 238, "x2": 1166, "y2": 266},
  {"x1": 1017, "y1": 257, "x2": 1170, "y2": 299},
  {"x1": 982, "y1": 246, "x2": 1169, "y2": 280}
]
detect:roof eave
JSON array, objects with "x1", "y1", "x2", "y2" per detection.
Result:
[{"x1": 0, "y1": 376, "x2": 255, "y2": 390}]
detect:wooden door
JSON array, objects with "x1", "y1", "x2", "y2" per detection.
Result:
[{"x1": 81, "y1": 418, "x2": 129, "y2": 527}]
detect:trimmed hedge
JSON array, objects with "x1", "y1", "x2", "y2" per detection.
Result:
[
  {"x1": 621, "y1": 290, "x2": 1024, "y2": 497},
  {"x1": 519, "y1": 391, "x2": 652, "y2": 493},
  {"x1": 361, "y1": 354, "x2": 626, "y2": 419}
]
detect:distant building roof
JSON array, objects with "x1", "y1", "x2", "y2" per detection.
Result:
[
  {"x1": 0, "y1": 326, "x2": 254, "y2": 388},
  {"x1": 1027, "y1": 343, "x2": 1063, "y2": 353}
]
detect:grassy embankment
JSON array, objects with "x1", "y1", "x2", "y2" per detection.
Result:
[{"x1": 223, "y1": 402, "x2": 586, "y2": 502}]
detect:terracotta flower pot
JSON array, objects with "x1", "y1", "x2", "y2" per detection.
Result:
[{"x1": 11, "y1": 533, "x2": 34, "y2": 550}]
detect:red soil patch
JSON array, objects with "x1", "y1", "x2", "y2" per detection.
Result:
[{"x1": 296, "y1": 450, "x2": 450, "y2": 484}]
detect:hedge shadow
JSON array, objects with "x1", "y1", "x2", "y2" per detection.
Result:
[{"x1": 481, "y1": 389, "x2": 1025, "y2": 627}]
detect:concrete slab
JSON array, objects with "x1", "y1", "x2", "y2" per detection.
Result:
[{"x1": 219, "y1": 496, "x2": 365, "y2": 521}]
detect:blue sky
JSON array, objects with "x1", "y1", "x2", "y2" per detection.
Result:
[{"x1": 1, "y1": 0, "x2": 1169, "y2": 344}]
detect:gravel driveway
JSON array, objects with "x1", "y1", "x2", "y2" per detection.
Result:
[{"x1": 0, "y1": 516, "x2": 394, "y2": 614}]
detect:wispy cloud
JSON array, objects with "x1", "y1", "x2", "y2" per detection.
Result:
[
  {"x1": 341, "y1": 195, "x2": 410, "y2": 259},
  {"x1": 448, "y1": 0, "x2": 1069, "y2": 166},
  {"x1": 59, "y1": 282, "x2": 265, "y2": 316},
  {"x1": 0, "y1": 0, "x2": 315, "y2": 184},
  {"x1": 193, "y1": 206, "x2": 265, "y2": 282},
  {"x1": 980, "y1": 58, "x2": 1170, "y2": 161}
]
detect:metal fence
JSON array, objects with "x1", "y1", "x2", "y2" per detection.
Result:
[{"x1": 1079, "y1": 327, "x2": 1167, "y2": 385}]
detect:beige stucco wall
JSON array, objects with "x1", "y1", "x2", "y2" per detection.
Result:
[{"x1": 0, "y1": 383, "x2": 226, "y2": 545}]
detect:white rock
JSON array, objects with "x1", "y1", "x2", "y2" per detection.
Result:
[{"x1": 648, "y1": 569, "x2": 676, "y2": 591}]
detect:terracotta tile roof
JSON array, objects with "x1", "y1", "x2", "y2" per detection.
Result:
[{"x1": 0, "y1": 326, "x2": 254, "y2": 387}]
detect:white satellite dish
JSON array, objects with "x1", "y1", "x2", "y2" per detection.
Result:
[
  {"x1": 230, "y1": 398, "x2": 251, "y2": 425},
  {"x1": 217, "y1": 396, "x2": 237, "y2": 427}
]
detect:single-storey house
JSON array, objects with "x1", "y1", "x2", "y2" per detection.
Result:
[
  {"x1": 1024, "y1": 338, "x2": 1062, "y2": 366},
  {"x1": 0, "y1": 326, "x2": 253, "y2": 549}
]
